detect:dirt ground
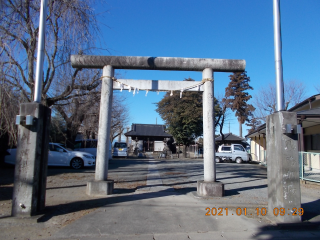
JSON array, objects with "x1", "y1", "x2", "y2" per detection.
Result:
[
  {"x1": 1, "y1": 158, "x2": 320, "y2": 240},
  {"x1": 0, "y1": 162, "x2": 146, "y2": 240}
]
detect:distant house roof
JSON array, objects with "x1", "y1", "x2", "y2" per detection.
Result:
[
  {"x1": 245, "y1": 106, "x2": 320, "y2": 138},
  {"x1": 288, "y1": 94, "x2": 320, "y2": 112},
  {"x1": 297, "y1": 107, "x2": 320, "y2": 118},
  {"x1": 215, "y1": 133, "x2": 245, "y2": 142},
  {"x1": 245, "y1": 124, "x2": 266, "y2": 138},
  {"x1": 125, "y1": 124, "x2": 172, "y2": 137}
]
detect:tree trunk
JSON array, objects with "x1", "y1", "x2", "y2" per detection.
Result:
[
  {"x1": 0, "y1": 132, "x2": 9, "y2": 166},
  {"x1": 65, "y1": 122, "x2": 78, "y2": 148},
  {"x1": 183, "y1": 145, "x2": 187, "y2": 158},
  {"x1": 219, "y1": 114, "x2": 225, "y2": 144},
  {"x1": 239, "y1": 120, "x2": 242, "y2": 137}
]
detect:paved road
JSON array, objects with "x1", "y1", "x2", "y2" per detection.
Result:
[{"x1": 50, "y1": 155, "x2": 320, "y2": 240}]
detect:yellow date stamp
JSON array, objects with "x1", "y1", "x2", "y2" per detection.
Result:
[{"x1": 205, "y1": 207, "x2": 304, "y2": 216}]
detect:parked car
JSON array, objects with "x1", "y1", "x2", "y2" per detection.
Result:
[
  {"x1": 4, "y1": 143, "x2": 96, "y2": 169},
  {"x1": 216, "y1": 144, "x2": 252, "y2": 163},
  {"x1": 74, "y1": 139, "x2": 112, "y2": 160},
  {"x1": 113, "y1": 142, "x2": 128, "y2": 158}
]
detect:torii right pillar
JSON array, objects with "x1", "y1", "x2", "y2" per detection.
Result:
[{"x1": 197, "y1": 68, "x2": 224, "y2": 197}]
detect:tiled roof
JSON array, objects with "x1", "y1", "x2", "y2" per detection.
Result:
[
  {"x1": 125, "y1": 124, "x2": 172, "y2": 137},
  {"x1": 215, "y1": 133, "x2": 245, "y2": 141},
  {"x1": 297, "y1": 107, "x2": 320, "y2": 116},
  {"x1": 288, "y1": 94, "x2": 320, "y2": 112}
]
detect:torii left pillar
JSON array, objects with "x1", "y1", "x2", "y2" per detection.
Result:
[
  {"x1": 86, "y1": 65, "x2": 114, "y2": 196},
  {"x1": 197, "y1": 68, "x2": 224, "y2": 197}
]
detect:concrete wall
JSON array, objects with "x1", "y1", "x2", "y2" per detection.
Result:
[
  {"x1": 250, "y1": 135, "x2": 266, "y2": 162},
  {"x1": 309, "y1": 153, "x2": 320, "y2": 170},
  {"x1": 301, "y1": 152, "x2": 320, "y2": 171},
  {"x1": 250, "y1": 138, "x2": 258, "y2": 161},
  {"x1": 154, "y1": 141, "x2": 165, "y2": 152}
]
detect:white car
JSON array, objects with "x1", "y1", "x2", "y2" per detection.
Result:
[{"x1": 5, "y1": 143, "x2": 96, "y2": 169}]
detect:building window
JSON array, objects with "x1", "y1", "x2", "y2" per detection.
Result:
[
  {"x1": 312, "y1": 134, "x2": 320, "y2": 150},
  {"x1": 304, "y1": 134, "x2": 320, "y2": 151}
]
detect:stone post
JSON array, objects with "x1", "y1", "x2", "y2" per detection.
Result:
[
  {"x1": 197, "y1": 68, "x2": 224, "y2": 197},
  {"x1": 87, "y1": 65, "x2": 114, "y2": 196},
  {"x1": 266, "y1": 111, "x2": 301, "y2": 222},
  {"x1": 12, "y1": 102, "x2": 51, "y2": 217}
]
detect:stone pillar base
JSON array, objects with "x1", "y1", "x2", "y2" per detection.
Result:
[
  {"x1": 197, "y1": 180, "x2": 224, "y2": 197},
  {"x1": 86, "y1": 180, "x2": 114, "y2": 196}
]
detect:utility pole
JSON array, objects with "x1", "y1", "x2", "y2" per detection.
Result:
[{"x1": 273, "y1": 0, "x2": 285, "y2": 111}]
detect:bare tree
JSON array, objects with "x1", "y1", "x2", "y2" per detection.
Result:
[
  {"x1": 0, "y1": 81, "x2": 20, "y2": 147},
  {"x1": 110, "y1": 93, "x2": 130, "y2": 143},
  {"x1": 215, "y1": 94, "x2": 233, "y2": 142},
  {"x1": 245, "y1": 117, "x2": 262, "y2": 134},
  {"x1": 0, "y1": 0, "x2": 105, "y2": 146},
  {"x1": 47, "y1": 88, "x2": 130, "y2": 147},
  {"x1": 315, "y1": 85, "x2": 320, "y2": 93},
  {"x1": 77, "y1": 92, "x2": 130, "y2": 143},
  {"x1": 49, "y1": 112, "x2": 67, "y2": 143},
  {"x1": 253, "y1": 80, "x2": 307, "y2": 122},
  {"x1": 51, "y1": 68, "x2": 102, "y2": 146}
]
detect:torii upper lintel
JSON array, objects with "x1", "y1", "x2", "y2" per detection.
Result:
[{"x1": 71, "y1": 55, "x2": 246, "y2": 72}]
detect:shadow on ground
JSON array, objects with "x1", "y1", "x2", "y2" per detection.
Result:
[{"x1": 37, "y1": 189, "x2": 179, "y2": 223}]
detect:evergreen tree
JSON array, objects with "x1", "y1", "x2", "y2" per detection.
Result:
[
  {"x1": 224, "y1": 71, "x2": 255, "y2": 137},
  {"x1": 156, "y1": 78, "x2": 222, "y2": 157}
]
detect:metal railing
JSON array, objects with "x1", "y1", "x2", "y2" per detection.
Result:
[
  {"x1": 299, "y1": 152, "x2": 320, "y2": 183},
  {"x1": 246, "y1": 150, "x2": 320, "y2": 183}
]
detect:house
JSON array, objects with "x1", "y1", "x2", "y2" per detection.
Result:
[
  {"x1": 215, "y1": 133, "x2": 249, "y2": 150},
  {"x1": 245, "y1": 124, "x2": 266, "y2": 162},
  {"x1": 246, "y1": 94, "x2": 320, "y2": 162},
  {"x1": 124, "y1": 124, "x2": 174, "y2": 152}
]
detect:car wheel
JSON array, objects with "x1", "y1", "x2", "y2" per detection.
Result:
[
  {"x1": 70, "y1": 158, "x2": 83, "y2": 169},
  {"x1": 215, "y1": 157, "x2": 221, "y2": 163},
  {"x1": 235, "y1": 157, "x2": 242, "y2": 164}
]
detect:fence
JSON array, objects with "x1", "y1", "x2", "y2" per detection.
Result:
[
  {"x1": 159, "y1": 145, "x2": 203, "y2": 159},
  {"x1": 243, "y1": 150, "x2": 320, "y2": 183},
  {"x1": 299, "y1": 152, "x2": 320, "y2": 183},
  {"x1": 186, "y1": 145, "x2": 203, "y2": 159}
]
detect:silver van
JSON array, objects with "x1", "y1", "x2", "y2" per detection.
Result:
[
  {"x1": 113, "y1": 142, "x2": 128, "y2": 158},
  {"x1": 216, "y1": 144, "x2": 252, "y2": 163}
]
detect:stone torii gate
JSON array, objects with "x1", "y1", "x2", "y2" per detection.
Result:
[{"x1": 71, "y1": 55, "x2": 246, "y2": 197}]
